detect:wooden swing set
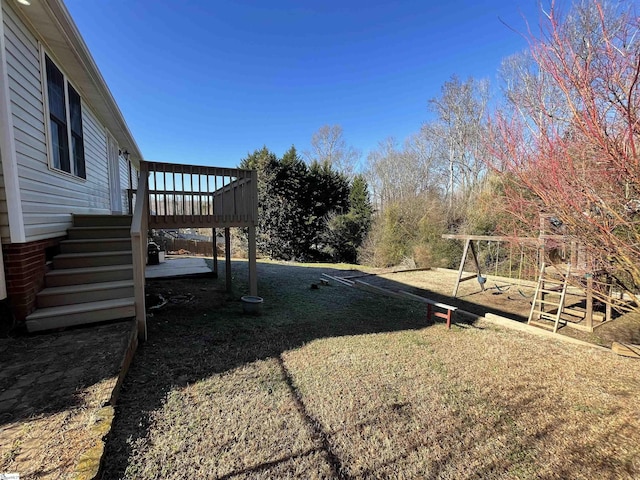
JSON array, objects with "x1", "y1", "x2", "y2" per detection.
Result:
[{"x1": 442, "y1": 215, "x2": 621, "y2": 333}]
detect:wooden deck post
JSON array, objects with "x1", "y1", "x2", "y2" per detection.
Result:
[
  {"x1": 212, "y1": 227, "x2": 218, "y2": 278},
  {"x1": 131, "y1": 162, "x2": 148, "y2": 341},
  {"x1": 248, "y1": 224, "x2": 257, "y2": 296},
  {"x1": 224, "y1": 227, "x2": 232, "y2": 293},
  {"x1": 248, "y1": 169, "x2": 259, "y2": 297}
]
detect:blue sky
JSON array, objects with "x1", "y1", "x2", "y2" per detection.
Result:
[{"x1": 65, "y1": 0, "x2": 544, "y2": 168}]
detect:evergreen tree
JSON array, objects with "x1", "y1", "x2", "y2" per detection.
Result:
[
  {"x1": 324, "y1": 174, "x2": 373, "y2": 263},
  {"x1": 240, "y1": 146, "x2": 353, "y2": 261},
  {"x1": 304, "y1": 161, "x2": 350, "y2": 252},
  {"x1": 349, "y1": 174, "x2": 373, "y2": 232}
]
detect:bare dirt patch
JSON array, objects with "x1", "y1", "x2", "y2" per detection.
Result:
[{"x1": 357, "y1": 268, "x2": 640, "y2": 346}]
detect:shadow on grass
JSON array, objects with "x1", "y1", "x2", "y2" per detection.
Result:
[{"x1": 100, "y1": 261, "x2": 525, "y2": 478}]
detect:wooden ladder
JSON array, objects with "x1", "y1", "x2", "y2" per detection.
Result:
[{"x1": 528, "y1": 262, "x2": 570, "y2": 333}]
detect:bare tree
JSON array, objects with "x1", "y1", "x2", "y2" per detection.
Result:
[
  {"x1": 364, "y1": 132, "x2": 446, "y2": 210},
  {"x1": 428, "y1": 76, "x2": 490, "y2": 213},
  {"x1": 305, "y1": 125, "x2": 361, "y2": 178}
]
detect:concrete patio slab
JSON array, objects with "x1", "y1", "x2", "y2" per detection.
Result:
[{"x1": 145, "y1": 256, "x2": 212, "y2": 279}]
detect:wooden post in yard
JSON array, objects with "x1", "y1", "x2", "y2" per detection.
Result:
[
  {"x1": 453, "y1": 239, "x2": 471, "y2": 297},
  {"x1": 606, "y1": 276, "x2": 613, "y2": 323},
  {"x1": 469, "y1": 241, "x2": 482, "y2": 275},
  {"x1": 212, "y1": 227, "x2": 218, "y2": 278},
  {"x1": 585, "y1": 274, "x2": 593, "y2": 331},
  {"x1": 248, "y1": 225, "x2": 258, "y2": 296},
  {"x1": 248, "y1": 169, "x2": 259, "y2": 297},
  {"x1": 225, "y1": 227, "x2": 232, "y2": 293}
]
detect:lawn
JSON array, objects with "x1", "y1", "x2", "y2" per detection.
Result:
[{"x1": 101, "y1": 260, "x2": 640, "y2": 479}]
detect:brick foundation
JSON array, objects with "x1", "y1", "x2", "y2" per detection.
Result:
[{"x1": 3, "y1": 237, "x2": 64, "y2": 325}]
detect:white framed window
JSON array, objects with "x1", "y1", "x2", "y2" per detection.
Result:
[{"x1": 43, "y1": 53, "x2": 86, "y2": 178}]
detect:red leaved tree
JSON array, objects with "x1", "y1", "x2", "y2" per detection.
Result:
[{"x1": 488, "y1": 0, "x2": 640, "y2": 303}]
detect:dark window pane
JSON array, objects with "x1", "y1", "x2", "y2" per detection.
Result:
[
  {"x1": 45, "y1": 54, "x2": 84, "y2": 178},
  {"x1": 67, "y1": 84, "x2": 82, "y2": 134},
  {"x1": 45, "y1": 56, "x2": 66, "y2": 122},
  {"x1": 68, "y1": 84, "x2": 85, "y2": 177},
  {"x1": 50, "y1": 121, "x2": 61, "y2": 170},
  {"x1": 51, "y1": 118, "x2": 70, "y2": 173},
  {"x1": 72, "y1": 134, "x2": 85, "y2": 178}
]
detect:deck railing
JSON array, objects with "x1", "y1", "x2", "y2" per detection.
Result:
[
  {"x1": 130, "y1": 161, "x2": 259, "y2": 340},
  {"x1": 145, "y1": 160, "x2": 258, "y2": 229},
  {"x1": 130, "y1": 161, "x2": 149, "y2": 341}
]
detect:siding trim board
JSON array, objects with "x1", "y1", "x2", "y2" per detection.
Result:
[{"x1": 0, "y1": 2, "x2": 26, "y2": 244}]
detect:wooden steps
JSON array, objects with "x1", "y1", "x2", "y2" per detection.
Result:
[
  {"x1": 53, "y1": 250, "x2": 133, "y2": 269},
  {"x1": 26, "y1": 298, "x2": 135, "y2": 332},
  {"x1": 36, "y1": 280, "x2": 134, "y2": 308},
  {"x1": 72, "y1": 214, "x2": 132, "y2": 227},
  {"x1": 528, "y1": 319, "x2": 556, "y2": 331},
  {"x1": 60, "y1": 238, "x2": 131, "y2": 253},
  {"x1": 44, "y1": 264, "x2": 133, "y2": 287},
  {"x1": 26, "y1": 214, "x2": 135, "y2": 333}
]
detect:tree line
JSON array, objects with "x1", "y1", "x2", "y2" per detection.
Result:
[
  {"x1": 363, "y1": 0, "x2": 640, "y2": 297},
  {"x1": 240, "y1": 146, "x2": 372, "y2": 263},
  {"x1": 239, "y1": 0, "x2": 640, "y2": 303}
]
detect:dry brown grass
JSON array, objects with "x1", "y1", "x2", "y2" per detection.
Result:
[
  {"x1": 121, "y1": 359, "x2": 333, "y2": 479},
  {"x1": 284, "y1": 325, "x2": 639, "y2": 479},
  {"x1": 103, "y1": 261, "x2": 640, "y2": 479}
]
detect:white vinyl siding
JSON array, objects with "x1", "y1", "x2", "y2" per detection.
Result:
[
  {"x1": 130, "y1": 161, "x2": 138, "y2": 214},
  {"x1": 3, "y1": 3, "x2": 113, "y2": 242},
  {"x1": 119, "y1": 154, "x2": 129, "y2": 213}
]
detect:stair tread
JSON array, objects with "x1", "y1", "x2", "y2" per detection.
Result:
[
  {"x1": 46, "y1": 264, "x2": 133, "y2": 276},
  {"x1": 55, "y1": 250, "x2": 133, "y2": 259},
  {"x1": 38, "y1": 280, "x2": 134, "y2": 296},
  {"x1": 26, "y1": 297, "x2": 135, "y2": 320},
  {"x1": 68, "y1": 226, "x2": 131, "y2": 230},
  {"x1": 61, "y1": 237, "x2": 131, "y2": 244},
  {"x1": 73, "y1": 214, "x2": 132, "y2": 218}
]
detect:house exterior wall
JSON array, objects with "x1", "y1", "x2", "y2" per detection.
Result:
[
  {"x1": 0, "y1": 148, "x2": 7, "y2": 242},
  {"x1": 3, "y1": 2, "x2": 115, "y2": 244},
  {"x1": 0, "y1": 2, "x2": 138, "y2": 326},
  {"x1": 119, "y1": 153, "x2": 130, "y2": 213},
  {"x1": 2, "y1": 236, "x2": 59, "y2": 325}
]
